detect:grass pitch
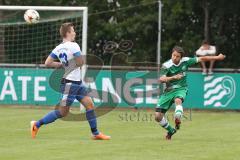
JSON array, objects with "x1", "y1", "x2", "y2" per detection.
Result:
[{"x1": 0, "y1": 107, "x2": 239, "y2": 160}]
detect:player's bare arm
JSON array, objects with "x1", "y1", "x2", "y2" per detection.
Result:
[
  {"x1": 198, "y1": 53, "x2": 225, "y2": 62},
  {"x1": 75, "y1": 56, "x2": 84, "y2": 67},
  {"x1": 45, "y1": 55, "x2": 62, "y2": 68},
  {"x1": 159, "y1": 74, "x2": 184, "y2": 83}
]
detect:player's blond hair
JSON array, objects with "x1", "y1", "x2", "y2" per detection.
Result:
[{"x1": 59, "y1": 22, "x2": 74, "y2": 38}]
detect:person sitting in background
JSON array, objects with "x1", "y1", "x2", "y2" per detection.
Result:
[{"x1": 196, "y1": 40, "x2": 216, "y2": 75}]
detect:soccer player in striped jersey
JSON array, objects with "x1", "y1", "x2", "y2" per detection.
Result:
[
  {"x1": 155, "y1": 46, "x2": 225, "y2": 140},
  {"x1": 30, "y1": 22, "x2": 110, "y2": 140}
]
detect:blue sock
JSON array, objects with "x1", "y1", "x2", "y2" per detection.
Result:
[
  {"x1": 86, "y1": 109, "x2": 99, "y2": 135},
  {"x1": 36, "y1": 110, "x2": 62, "y2": 128}
]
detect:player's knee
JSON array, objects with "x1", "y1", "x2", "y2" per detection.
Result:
[
  {"x1": 174, "y1": 98, "x2": 182, "y2": 105},
  {"x1": 85, "y1": 103, "x2": 94, "y2": 110},
  {"x1": 155, "y1": 113, "x2": 164, "y2": 122},
  {"x1": 59, "y1": 107, "x2": 69, "y2": 117},
  {"x1": 81, "y1": 97, "x2": 94, "y2": 110}
]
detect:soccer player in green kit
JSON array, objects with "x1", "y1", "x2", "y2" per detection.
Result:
[{"x1": 155, "y1": 46, "x2": 225, "y2": 140}]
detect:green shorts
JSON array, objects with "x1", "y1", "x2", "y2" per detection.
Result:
[{"x1": 156, "y1": 87, "x2": 188, "y2": 113}]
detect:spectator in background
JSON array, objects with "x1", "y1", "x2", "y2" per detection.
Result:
[{"x1": 196, "y1": 40, "x2": 216, "y2": 75}]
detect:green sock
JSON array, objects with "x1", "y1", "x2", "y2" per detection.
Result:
[
  {"x1": 159, "y1": 117, "x2": 175, "y2": 133},
  {"x1": 164, "y1": 123, "x2": 175, "y2": 133}
]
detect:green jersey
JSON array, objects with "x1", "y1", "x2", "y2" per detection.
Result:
[{"x1": 160, "y1": 57, "x2": 198, "y2": 91}]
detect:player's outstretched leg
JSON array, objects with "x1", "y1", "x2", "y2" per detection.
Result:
[
  {"x1": 155, "y1": 110, "x2": 176, "y2": 140},
  {"x1": 30, "y1": 106, "x2": 68, "y2": 138},
  {"x1": 174, "y1": 98, "x2": 183, "y2": 130},
  {"x1": 81, "y1": 96, "x2": 111, "y2": 140}
]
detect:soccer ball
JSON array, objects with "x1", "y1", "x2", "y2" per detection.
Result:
[{"x1": 24, "y1": 9, "x2": 40, "y2": 24}]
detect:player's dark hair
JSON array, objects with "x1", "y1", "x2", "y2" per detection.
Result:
[
  {"x1": 172, "y1": 46, "x2": 185, "y2": 57},
  {"x1": 201, "y1": 40, "x2": 209, "y2": 45},
  {"x1": 60, "y1": 22, "x2": 74, "y2": 38}
]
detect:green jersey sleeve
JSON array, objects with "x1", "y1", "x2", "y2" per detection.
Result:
[
  {"x1": 160, "y1": 65, "x2": 169, "y2": 76},
  {"x1": 186, "y1": 57, "x2": 198, "y2": 66}
]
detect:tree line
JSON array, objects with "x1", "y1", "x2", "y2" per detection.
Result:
[{"x1": 0, "y1": 0, "x2": 239, "y2": 68}]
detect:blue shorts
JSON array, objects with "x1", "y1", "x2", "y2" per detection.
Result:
[{"x1": 60, "y1": 81, "x2": 89, "y2": 107}]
